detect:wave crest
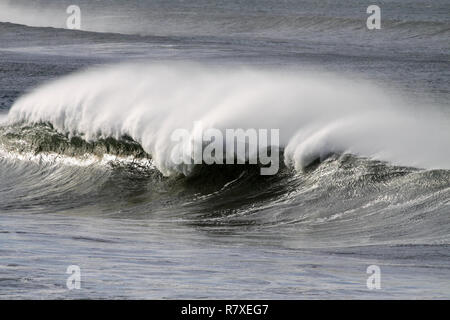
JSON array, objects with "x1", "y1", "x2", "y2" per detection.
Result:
[{"x1": 6, "y1": 63, "x2": 450, "y2": 175}]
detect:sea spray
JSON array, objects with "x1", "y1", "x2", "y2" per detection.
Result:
[{"x1": 7, "y1": 62, "x2": 450, "y2": 176}]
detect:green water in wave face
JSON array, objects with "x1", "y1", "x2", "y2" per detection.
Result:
[{"x1": 0, "y1": 123, "x2": 149, "y2": 159}]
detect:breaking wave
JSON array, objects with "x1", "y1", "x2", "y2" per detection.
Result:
[
  {"x1": 1, "y1": 63, "x2": 450, "y2": 245},
  {"x1": 4, "y1": 62, "x2": 450, "y2": 177}
]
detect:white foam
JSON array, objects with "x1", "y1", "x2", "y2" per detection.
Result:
[{"x1": 7, "y1": 62, "x2": 450, "y2": 175}]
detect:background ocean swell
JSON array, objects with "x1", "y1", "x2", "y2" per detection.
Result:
[{"x1": 1, "y1": 0, "x2": 449, "y2": 39}]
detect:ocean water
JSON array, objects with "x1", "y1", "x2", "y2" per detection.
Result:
[{"x1": 0, "y1": 0, "x2": 449, "y2": 299}]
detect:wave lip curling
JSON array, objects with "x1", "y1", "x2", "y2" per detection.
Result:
[{"x1": 7, "y1": 62, "x2": 450, "y2": 176}]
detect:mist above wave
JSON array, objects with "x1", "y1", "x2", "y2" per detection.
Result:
[{"x1": 6, "y1": 62, "x2": 450, "y2": 176}]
